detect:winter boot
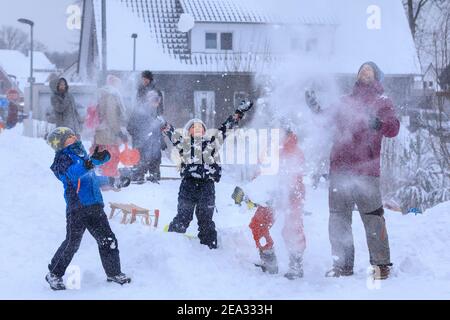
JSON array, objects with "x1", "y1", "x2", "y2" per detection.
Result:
[
  {"x1": 325, "y1": 266, "x2": 354, "y2": 278},
  {"x1": 372, "y1": 264, "x2": 392, "y2": 280},
  {"x1": 107, "y1": 273, "x2": 131, "y2": 285},
  {"x1": 45, "y1": 272, "x2": 66, "y2": 291},
  {"x1": 146, "y1": 173, "x2": 160, "y2": 184},
  {"x1": 256, "y1": 248, "x2": 278, "y2": 274},
  {"x1": 284, "y1": 253, "x2": 304, "y2": 280}
]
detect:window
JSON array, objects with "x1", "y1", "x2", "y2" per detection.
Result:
[
  {"x1": 221, "y1": 33, "x2": 233, "y2": 50},
  {"x1": 205, "y1": 33, "x2": 217, "y2": 49},
  {"x1": 305, "y1": 38, "x2": 318, "y2": 52},
  {"x1": 194, "y1": 91, "x2": 216, "y2": 128}
]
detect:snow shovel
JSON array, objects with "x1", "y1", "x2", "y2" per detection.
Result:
[{"x1": 231, "y1": 186, "x2": 258, "y2": 209}]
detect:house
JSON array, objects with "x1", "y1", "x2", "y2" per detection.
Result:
[
  {"x1": 0, "y1": 66, "x2": 17, "y2": 96},
  {"x1": 439, "y1": 63, "x2": 450, "y2": 92},
  {"x1": 420, "y1": 63, "x2": 441, "y2": 92},
  {"x1": 76, "y1": 0, "x2": 421, "y2": 127},
  {"x1": 0, "y1": 49, "x2": 58, "y2": 94}
]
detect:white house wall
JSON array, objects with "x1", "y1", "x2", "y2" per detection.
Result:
[
  {"x1": 190, "y1": 23, "x2": 335, "y2": 56},
  {"x1": 190, "y1": 23, "x2": 271, "y2": 54}
]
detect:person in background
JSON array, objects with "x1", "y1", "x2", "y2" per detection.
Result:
[
  {"x1": 136, "y1": 70, "x2": 164, "y2": 116},
  {"x1": 6, "y1": 89, "x2": 20, "y2": 129},
  {"x1": 50, "y1": 78, "x2": 83, "y2": 136},
  {"x1": 92, "y1": 75, "x2": 128, "y2": 177},
  {"x1": 127, "y1": 90, "x2": 164, "y2": 183}
]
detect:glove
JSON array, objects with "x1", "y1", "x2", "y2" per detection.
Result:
[
  {"x1": 369, "y1": 117, "x2": 382, "y2": 131},
  {"x1": 161, "y1": 122, "x2": 173, "y2": 133},
  {"x1": 236, "y1": 100, "x2": 254, "y2": 117},
  {"x1": 305, "y1": 90, "x2": 321, "y2": 113},
  {"x1": 109, "y1": 176, "x2": 131, "y2": 189},
  {"x1": 84, "y1": 159, "x2": 95, "y2": 170},
  {"x1": 90, "y1": 146, "x2": 111, "y2": 166}
]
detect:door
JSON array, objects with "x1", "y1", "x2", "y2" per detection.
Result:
[{"x1": 194, "y1": 91, "x2": 215, "y2": 128}]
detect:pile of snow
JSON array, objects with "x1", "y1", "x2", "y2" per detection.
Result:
[{"x1": 0, "y1": 125, "x2": 450, "y2": 299}]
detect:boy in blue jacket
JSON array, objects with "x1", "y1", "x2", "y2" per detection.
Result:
[{"x1": 45, "y1": 127, "x2": 131, "y2": 290}]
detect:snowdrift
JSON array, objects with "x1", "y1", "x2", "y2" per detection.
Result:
[{"x1": 0, "y1": 125, "x2": 449, "y2": 299}]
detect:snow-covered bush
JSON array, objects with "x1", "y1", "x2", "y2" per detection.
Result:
[{"x1": 383, "y1": 124, "x2": 450, "y2": 213}]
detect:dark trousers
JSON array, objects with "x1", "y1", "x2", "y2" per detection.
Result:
[
  {"x1": 48, "y1": 205, "x2": 121, "y2": 277},
  {"x1": 328, "y1": 174, "x2": 390, "y2": 267},
  {"x1": 168, "y1": 178, "x2": 217, "y2": 249},
  {"x1": 133, "y1": 149, "x2": 161, "y2": 180}
]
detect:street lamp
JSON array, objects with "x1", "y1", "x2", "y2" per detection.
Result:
[
  {"x1": 131, "y1": 33, "x2": 138, "y2": 71},
  {"x1": 18, "y1": 18, "x2": 34, "y2": 120}
]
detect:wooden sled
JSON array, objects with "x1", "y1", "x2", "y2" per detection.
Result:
[{"x1": 109, "y1": 202, "x2": 160, "y2": 227}]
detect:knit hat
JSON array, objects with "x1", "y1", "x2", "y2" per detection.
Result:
[
  {"x1": 46, "y1": 127, "x2": 76, "y2": 151},
  {"x1": 141, "y1": 70, "x2": 154, "y2": 81},
  {"x1": 183, "y1": 118, "x2": 207, "y2": 136},
  {"x1": 358, "y1": 61, "x2": 384, "y2": 83}
]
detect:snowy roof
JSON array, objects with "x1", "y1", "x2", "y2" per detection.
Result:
[
  {"x1": 85, "y1": 0, "x2": 420, "y2": 75},
  {"x1": 178, "y1": 0, "x2": 338, "y2": 25},
  {"x1": 328, "y1": 0, "x2": 421, "y2": 76},
  {"x1": 0, "y1": 49, "x2": 57, "y2": 91}
]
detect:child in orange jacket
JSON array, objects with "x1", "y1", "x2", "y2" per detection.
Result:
[{"x1": 247, "y1": 129, "x2": 306, "y2": 279}]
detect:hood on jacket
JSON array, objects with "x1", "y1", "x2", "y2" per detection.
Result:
[
  {"x1": 50, "y1": 77, "x2": 69, "y2": 95},
  {"x1": 358, "y1": 61, "x2": 385, "y2": 83},
  {"x1": 183, "y1": 118, "x2": 207, "y2": 136}
]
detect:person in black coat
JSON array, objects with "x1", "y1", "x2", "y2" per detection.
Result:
[
  {"x1": 127, "y1": 90, "x2": 164, "y2": 183},
  {"x1": 136, "y1": 70, "x2": 164, "y2": 116}
]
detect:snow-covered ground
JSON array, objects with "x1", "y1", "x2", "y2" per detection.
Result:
[{"x1": 1, "y1": 125, "x2": 449, "y2": 300}]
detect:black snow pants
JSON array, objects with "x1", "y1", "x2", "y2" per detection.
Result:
[
  {"x1": 133, "y1": 147, "x2": 161, "y2": 181},
  {"x1": 168, "y1": 178, "x2": 217, "y2": 249},
  {"x1": 48, "y1": 204, "x2": 121, "y2": 278}
]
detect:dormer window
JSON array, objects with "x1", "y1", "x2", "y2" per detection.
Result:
[
  {"x1": 206, "y1": 33, "x2": 218, "y2": 49},
  {"x1": 205, "y1": 32, "x2": 233, "y2": 50},
  {"x1": 221, "y1": 33, "x2": 233, "y2": 50}
]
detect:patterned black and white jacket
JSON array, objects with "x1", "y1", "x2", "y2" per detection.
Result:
[{"x1": 163, "y1": 114, "x2": 242, "y2": 182}]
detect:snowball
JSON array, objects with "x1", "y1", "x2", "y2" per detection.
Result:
[{"x1": 177, "y1": 13, "x2": 195, "y2": 33}]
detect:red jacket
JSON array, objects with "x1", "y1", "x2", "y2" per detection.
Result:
[{"x1": 330, "y1": 81, "x2": 400, "y2": 177}]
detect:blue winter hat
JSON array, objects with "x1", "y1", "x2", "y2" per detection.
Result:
[{"x1": 358, "y1": 61, "x2": 385, "y2": 83}]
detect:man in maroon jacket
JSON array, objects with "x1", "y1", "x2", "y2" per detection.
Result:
[{"x1": 306, "y1": 62, "x2": 400, "y2": 280}]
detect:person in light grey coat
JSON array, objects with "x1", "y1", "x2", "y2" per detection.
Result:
[{"x1": 50, "y1": 78, "x2": 82, "y2": 135}]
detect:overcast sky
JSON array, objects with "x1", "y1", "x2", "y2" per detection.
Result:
[{"x1": 0, "y1": 0, "x2": 80, "y2": 52}]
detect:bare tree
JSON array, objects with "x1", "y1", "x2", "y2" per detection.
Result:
[
  {"x1": 0, "y1": 26, "x2": 28, "y2": 51},
  {"x1": 0, "y1": 25, "x2": 48, "y2": 54},
  {"x1": 402, "y1": 0, "x2": 447, "y2": 39}
]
